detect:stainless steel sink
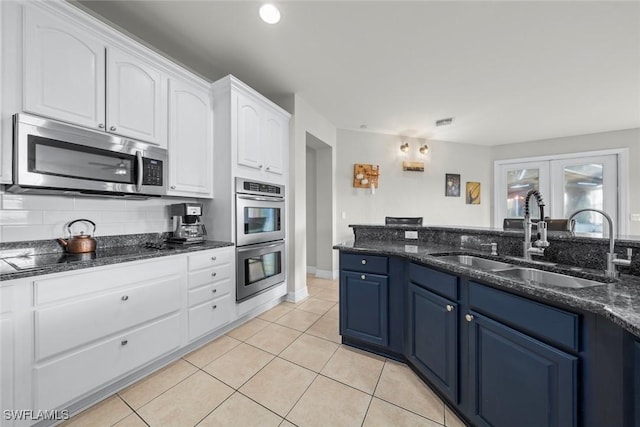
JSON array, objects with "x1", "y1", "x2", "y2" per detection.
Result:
[
  {"x1": 436, "y1": 255, "x2": 515, "y2": 271},
  {"x1": 496, "y1": 268, "x2": 607, "y2": 289}
]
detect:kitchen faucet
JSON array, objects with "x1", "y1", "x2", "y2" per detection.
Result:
[
  {"x1": 567, "y1": 208, "x2": 632, "y2": 279},
  {"x1": 523, "y1": 190, "x2": 549, "y2": 260}
]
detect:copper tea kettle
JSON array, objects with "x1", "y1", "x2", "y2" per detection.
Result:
[{"x1": 57, "y1": 219, "x2": 97, "y2": 253}]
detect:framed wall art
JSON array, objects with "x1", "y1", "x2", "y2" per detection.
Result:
[
  {"x1": 445, "y1": 173, "x2": 461, "y2": 197},
  {"x1": 466, "y1": 181, "x2": 481, "y2": 204}
]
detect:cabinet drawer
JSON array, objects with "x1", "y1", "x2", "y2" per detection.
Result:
[
  {"x1": 188, "y1": 294, "x2": 233, "y2": 341},
  {"x1": 34, "y1": 257, "x2": 185, "y2": 305},
  {"x1": 188, "y1": 263, "x2": 232, "y2": 290},
  {"x1": 188, "y1": 278, "x2": 232, "y2": 307},
  {"x1": 409, "y1": 263, "x2": 459, "y2": 300},
  {"x1": 340, "y1": 252, "x2": 388, "y2": 275},
  {"x1": 468, "y1": 282, "x2": 579, "y2": 351},
  {"x1": 36, "y1": 274, "x2": 181, "y2": 360},
  {"x1": 35, "y1": 314, "x2": 181, "y2": 411},
  {"x1": 189, "y1": 248, "x2": 233, "y2": 271}
]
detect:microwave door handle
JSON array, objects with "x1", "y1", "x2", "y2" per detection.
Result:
[
  {"x1": 237, "y1": 195, "x2": 282, "y2": 202},
  {"x1": 135, "y1": 151, "x2": 143, "y2": 192}
]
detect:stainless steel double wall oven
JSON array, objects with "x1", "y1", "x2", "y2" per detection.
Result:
[{"x1": 235, "y1": 178, "x2": 285, "y2": 301}]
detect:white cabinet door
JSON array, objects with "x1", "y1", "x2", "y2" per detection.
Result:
[
  {"x1": 263, "y1": 111, "x2": 285, "y2": 176},
  {"x1": 24, "y1": 5, "x2": 106, "y2": 130},
  {"x1": 167, "y1": 78, "x2": 213, "y2": 197},
  {"x1": 236, "y1": 93, "x2": 262, "y2": 170},
  {"x1": 107, "y1": 47, "x2": 166, "y2": 146}
]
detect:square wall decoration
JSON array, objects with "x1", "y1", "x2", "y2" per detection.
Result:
[
  {"x1": 445, "y1": 173, "x2": 461, "y2": 197},
  {"x1": 466, "y1": 182, "x2": 481, "y2": 204}
]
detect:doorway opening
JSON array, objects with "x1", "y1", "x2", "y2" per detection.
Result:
[{"x1": 306, "y1": 132, "x2": 334, "y2": 278}]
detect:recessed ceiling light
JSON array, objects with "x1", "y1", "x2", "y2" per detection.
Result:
[{"x1": 259, "y1": 4, "x2": 281, "y2": 24}]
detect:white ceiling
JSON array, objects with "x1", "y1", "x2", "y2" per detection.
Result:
[{"x1": 75, "y1": 1, "x2": 640, "y2": 146}]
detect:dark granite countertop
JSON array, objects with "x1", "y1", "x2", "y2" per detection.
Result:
[
  {"x1": 334, "y1": 240, "x2": 640, "y2": 339},
  {"x1": 0, "y1": 240, "x2": 234, "y2": 281}
]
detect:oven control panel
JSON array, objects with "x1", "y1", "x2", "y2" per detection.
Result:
[{"x1": 236, "y1": 177, "x2": 284, "y2": 197}]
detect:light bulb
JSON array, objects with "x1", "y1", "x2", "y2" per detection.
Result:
[{"x1": 259, "y1": 4, "x2": 281, "y2": 24}]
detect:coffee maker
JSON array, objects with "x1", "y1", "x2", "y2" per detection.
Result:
[{"x1": 167, "y1": 203, "x2": 207, "y2": 244}]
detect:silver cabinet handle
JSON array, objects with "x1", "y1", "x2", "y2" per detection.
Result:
[
  {"x1": 361, "y1": 259, "x2": 367, "y2": 265},
  {"x1": 266, "y1": 166, "x2": 271, "y2": 171},
  {"x1": 98, "y1": 123, "x2": 105, "y2": 129},
  {"x1": 259, "y1": 164, "x2": 263, "y2": 169},
  {"x1": 212, "y1": 288, "x2": 217, "y2": 294},
  {"x1": 446, "y1": 305, "x2": 454, "y2": 312},
  {"x1": 212, "y1": 305, "x2": 217, "y2": 310},
  {"x1": 211, "y1": 272, "x2": 217, "y2": 277},
  {"x1": 121, "y1": 295, "x2": 129, "y2": 301},
  {"x1": 465, "y1": 314, "x2": 474, "y2": 322},
  {"x1": 110, "y1": 126, "x2": 117, "y2": 131},
  {"x1": 121, "y1": 339, "x2": 128, "y2": 346},
  {"x1": 170, "y1": 185, "x2": 176, "y2": 190},
  {"x1": 360, "y1": 274, "x2": 366, "y2": 280},
  {"x1": 211, "y1": 256, "x2": 217, "y2": 261}
]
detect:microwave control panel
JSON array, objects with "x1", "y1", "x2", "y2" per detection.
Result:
[{"x1": 141, "y1": 158, "x2": 163, "y2": 186}]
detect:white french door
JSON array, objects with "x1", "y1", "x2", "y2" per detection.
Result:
[{"x1": 494, "y1": 151, "x2": 625, "y2": 236}]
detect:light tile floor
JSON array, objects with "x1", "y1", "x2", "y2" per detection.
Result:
[{"x1": 62, "y1": 275, "x2": 467, "y2": 427}]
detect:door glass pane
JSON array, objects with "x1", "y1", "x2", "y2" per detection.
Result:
[
  {"x1": 506, "y1": 168, "x2": 541, "y2": 218},
  {"x1": 244, "y1": 252, "x2": 282, "y2": 285},
  {"x1": 244, "y1": 207, "x2": 280, "y2": 234},
  {"x1": 563, "y1": 163, "x2": 604, "y2": 235},
  {"x1": 29, "y1": 136, "x2": 134, "y2": 184}
]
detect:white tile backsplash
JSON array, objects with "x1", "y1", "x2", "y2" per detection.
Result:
[{"x1": 0, "y1": 190, "x2": 197, "y2": 242}]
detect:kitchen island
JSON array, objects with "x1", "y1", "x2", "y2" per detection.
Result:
[{"x1": 334, "y1": 224, "x2": 640, "y2": 427}]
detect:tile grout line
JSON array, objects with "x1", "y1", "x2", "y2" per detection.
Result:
[
  {"x1": 113, "y1": 394, "x2": 150, "y2": 427},
  {"x1": 359, "y1": 357, "x2": 388, "y2": 427}
]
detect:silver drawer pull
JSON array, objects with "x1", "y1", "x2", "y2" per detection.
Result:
[
  {"x1": 212, "y1": 288, "x2": 217, "y2": 293},
  {"x1": 446, "y1": 305, "x2": 454, "y2": 312},
  {"x1": 98, "y1": 123, "x2": 105, "y2": 129},
  {"x1": 361, "y1": 259, "x2": 367, "y2": 265},
  {"x1": 110, "y1": 126, "x2": 117, "y2": 131},
  {"x1": 361, "y1": 274, "x2": 366, "y2": 280},
  {"x1": 121, "y1": 295, "x2": 129, "y2": 301},
  {"x1": 465, "y1": 314, "x2": 474, "y2": 322},
  {"x1": 121, "y1": 340, "x2": 128, "y2": 346},
  {"x1": 211, "y1": 256, "x2": 217, "y2": 261},
  {"x1": 212, "y1": 305, "x2": 217, "y2": 310},
  {"x1": 211, "y1": 272, "x2": 217, "y2": 277}
]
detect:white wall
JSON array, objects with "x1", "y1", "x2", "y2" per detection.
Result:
[
  {"x1": 305, "y1": 147, "x2": 317, "y2": 270},
  {"x1": 490, "y1": 128, "x2": 640, "y2": 235},
  {"x1": 314, "y1": 145, "x2": 333, "y2": 276},
  {"x1": 288, "y1": 94, "x2": 337, "y2": 301},
  {"x1": 0, "y1": 189, "x2": 197, "y2": 242},
  {"x1": 336, "y1": 129, "x2": 492, "y2": 243}
]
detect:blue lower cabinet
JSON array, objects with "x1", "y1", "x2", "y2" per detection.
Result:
[
  {"x1": 467, "y1": 311, "x2": 578, "y2": 427},
  {"x1": 407, "y1": 283, "x2": 458, "y2": 402},
  {"x1": 635, "y1": 340, "x2": 640, "y2": 427},
  {"x1": 340, "y1": 270, "x2": 389, "y2": 346}
]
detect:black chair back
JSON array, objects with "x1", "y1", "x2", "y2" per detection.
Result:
[{"x1": 385, "y1": 216, "x2": 423, "y2": 226}]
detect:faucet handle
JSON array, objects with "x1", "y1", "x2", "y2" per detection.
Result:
[
  {"x1": 626, "y1": 248, "x2": 633, "y2": 260},
  {"x1": 481, "y1": 242, "x2": 498, "y2": 256}
]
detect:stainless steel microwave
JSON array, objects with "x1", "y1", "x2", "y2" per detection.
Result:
[{"x1": 8, "y1": 114, "x2": 167, "y2": 198}]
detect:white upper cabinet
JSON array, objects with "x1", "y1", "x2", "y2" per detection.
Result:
[
  {"x1": 22, "y1": 3, "x2": 168, "y2": 148},
  {"x1": 236, "y1": 93, "x2": 262, "y2": 170},
  {"x1": 24, "y1": 6, "x2": 106, "y2": 130},
  {"x1": 263, "y1": 110, "x2": 286, "y2": 176},
  {"x1": 214, "y1": 76, "x2": 290, "y2": 184},
  {"x1": 167, "y1": 78, "x2": 213, "y2": 198},
  {"x1": 106, "y1": 47, "x2": 166, "y2": 146}
]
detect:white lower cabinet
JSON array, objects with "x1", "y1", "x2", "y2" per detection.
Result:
[
  {"x1": 186, "y1": 247, "x2": 235, "y2": 341},
  {"x1": 34, "y1": 314, "x2": 181, "y2": 410},
  {"x1": 2, "y1": 246, "x2": 238, "y2": 426}
]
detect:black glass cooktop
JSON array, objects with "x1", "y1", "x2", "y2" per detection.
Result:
[{"x1": 1, "y1": 243, "x2": 182, "y2": 271}]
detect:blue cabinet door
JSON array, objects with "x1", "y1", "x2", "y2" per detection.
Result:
[
  {"x1": 340, "y1": 271, "x2": 388, "y2": 346},
  {"x1": 468, "y1": 312, "x2": 577, "y2": 427},
  {"x1": 407, "y1": 283, "x2": 458, "y2": 402},
  {"x1": 635, "y1": 340, "x2": 640, "y2": 427}
]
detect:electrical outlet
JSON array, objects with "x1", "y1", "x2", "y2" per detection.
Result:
[
  {"x1": 341, "y1": 211, "x2": 347, "y2": 220},
  {"x1": 404, "y1": 245, "x2": 418, "y2": 253},
  {"x1": 630, "y1": 213, "x2": 640, "y2": 222},
  {"x1": 405, "y1": 230, "x2": 418, "y2": 239}
]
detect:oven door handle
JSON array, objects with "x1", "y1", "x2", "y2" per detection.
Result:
[
  {"x1": 237, "y1": 242, "x2": 284, "y2": 253},
  {"x1": 237, "y1": 195, "x2": 283, "y2": 202}
]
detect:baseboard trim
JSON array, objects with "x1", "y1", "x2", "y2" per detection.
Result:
[
  {"x1": 286, "y1": 286, "x2": 309, "y2": 303},
  {"x1": 315, "y1": 269, "x2": 338, "y2": 280},
  {"x1": 307, "y1": 266, "x2": 317, "y2": 275}
]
